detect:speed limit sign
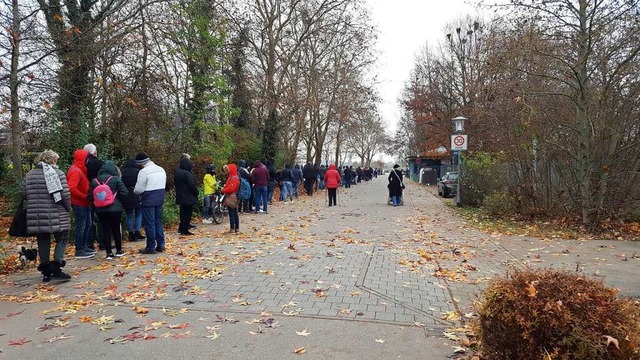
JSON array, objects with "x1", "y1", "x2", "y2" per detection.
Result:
[{"x1": 451, "y1": 134, "x2": 468, "y2": 151}]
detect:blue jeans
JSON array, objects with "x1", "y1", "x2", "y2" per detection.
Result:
[
  {"x1": 292, "y1": 182, "x2": 300, "y2": 198},
  {"x1": 267, "y1": 181, "x2": 275, "y2": 203},
  {"x1": 125, "y1": 208, "x2": 143, "y2": 232},
  {"x1": 72, "y1": 204, "x2": 92, "y2": 253},
  {"x1": 283, "y1": 181, "x2": 293, "y2": 201},
  {"x1": 142, "y1": 206, "x2": 165, "y2": 250},
  {"x1": 202, "y1": 195, "x2": 213, "y2": 218},
  {"x1": 254, "y1": 186, "x2": 268, "y2": 212}
]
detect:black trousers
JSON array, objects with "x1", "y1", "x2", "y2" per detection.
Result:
[
  {"x1": 179, "y1": 205, "x2": 193, "y2": 233},
  {"x1": 304, "y1": 180, "x2": 314, "y2": 196},
  {"x1": 228, "y1": 208, "x2": 239, "y2": 230},
  {"x1": 328, "y1": 188, "x2": 337, "y2": 206},
  {"x1": 97, "y1": 212, "x2": 123, "y2": 254}
]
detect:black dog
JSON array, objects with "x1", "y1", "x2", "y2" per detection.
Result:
[{"x1": 18, "y1": 246, "x2": 38, "y2": 268}]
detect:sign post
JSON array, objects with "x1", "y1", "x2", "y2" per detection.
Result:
[{"x1": 451, "y1": 116, "x2": 468, "y2": 207}]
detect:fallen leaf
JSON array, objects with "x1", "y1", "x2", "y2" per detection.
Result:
[
  {"x1": 9, "y1": 338, "x2": 30, "y2": 346},
  {"x1": 206, "y1": 332, "x2": 221, "y2": 340},
  {"x1": 296, "y1": 329, "x2": 311, "y2": 337},
  {"x1": 168, "y1": 323, "x2": 190, "y2": 330},
  {"x1": 375, "y1": 338, "x2": 385, "y2": 343},
  {"x1": 92, "y1": 316, "x2": 115, "y2": 325},
  {"x1": 133, "y1": 306, "x2": 149, "y2": 314},
  {"x1": 443, "y1": 332, "x2": 460, "y2": 341},
  {"x1": 453, "y1": 346, "x2": 466, "y2": 353},
  {"x1": 527, "y1": 281, "x2": 538, "y2": 298},
  {"x1": 293, "y1": 347, "x2": 306, "y2": 354},
  {"x1": 45, "y1": 334, "x2": 72, "y2": 343},
  {"x1": 603, "y1": 335, "x2": 620, "y2": 350}
]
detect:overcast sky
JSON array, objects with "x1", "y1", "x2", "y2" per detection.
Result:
[{"x1": 366, "y1": 0, "x2": 479, "y2": 134}]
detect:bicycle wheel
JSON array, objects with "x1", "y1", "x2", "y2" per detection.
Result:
[{"x1": 212, "y1": 204, "x2": 224, "y2": 224}]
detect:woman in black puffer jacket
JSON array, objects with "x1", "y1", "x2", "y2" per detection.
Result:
[
  {"x1": 174, "y1": 154, "x2": 198, "y2": 236},
  {"x1": 121, "y1": 158, "x2": 145, "y2": 242}
]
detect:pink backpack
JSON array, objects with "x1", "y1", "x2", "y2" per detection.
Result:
[{"x1": 92, "y1": 176, "x2": 117, "y2": 207}]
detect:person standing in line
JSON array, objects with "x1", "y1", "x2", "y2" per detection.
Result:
[
  {"x1": 274, "y1": 166, "x2": 284, "y2": 201},
  {"x1": 121, "y1": 158, "x2": 145, "y2": 241},
  {"x1": 202, "y1": 164, "x2": 218, "y2": 223},
  {"x1": 344, "y1": 166, "x2": 353, "y2": 188},
  {"x1": 237, "y1": 160, "x2": 252, "y2": 213},
  {"x1": 251, "y1": 160, "x2": 269, "y2": 213},
  {"x1": 324, "y1": 164, "x2": 341, "y2": 207},
  {"x1": 266, "y1": 160, "x2": 276, "y2": 204},
  {"x1": 174, "y1": 154, "x2": 198, "y2": 236},
  {"x1": 302, "y1": 162, "x2": 316, "y2": 196},
  {"x1": 281, "y1": 164, "x2": 294, "y2": 203},
  {"x1": 66, "y1": 149, "x2": 95, "y2": 259},
  {"x1": 84, "y1": 143, "x2": 105, "y2": 250},
  {"x1": 21, "y1": 150, "x2": 72, "y2": 282},
  {"x1": 88, "y1": 161, "x2": 128, "y2": 260},
  {"x1": 292, "y1": 164, "x2": 303, "y2": 200},
  {"x1": 317, "y1": 164, "x2": 326, "y2": 190},
  {"x1": 221, "y1": 163, "x2": 241, "y2": 233},
  {"x1": 388, "y1": 164, "x2": 404, "y2": 206},
  {"x1": 134, "y1": 152, "x2": 167, "y2": 254}
]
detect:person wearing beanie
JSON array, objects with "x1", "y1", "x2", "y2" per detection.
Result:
[
  {"x1": 84, "y1": 143, "x2": 105, "y2": 251},
  {"x1": 133, "y1": 152, "x2": 167, "y2": 254}
]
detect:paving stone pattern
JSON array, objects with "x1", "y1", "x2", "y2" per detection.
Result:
[{"x1": 2, "y1": 177, "x2": 638, "y2": 336}]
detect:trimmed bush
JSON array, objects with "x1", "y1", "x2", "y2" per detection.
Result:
[{"x1": 475, "y1": 269, "x2": 640, "y2": 360}]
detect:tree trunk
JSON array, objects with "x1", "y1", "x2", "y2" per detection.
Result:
[{"x1": 9, "y1": 0, "x2": 22, "y2": 181}]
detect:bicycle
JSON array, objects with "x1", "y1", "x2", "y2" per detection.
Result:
[{"x1": 211, "y1": 186, "x2": 228, "y2": 224}]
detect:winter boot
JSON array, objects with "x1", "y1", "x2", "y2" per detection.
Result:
[
  {"x1": 135, "y1": 231, "x2": 146, "y2": 240},
  {"x1": 129, "y1": 232, "x2": 135, "y2": 242},
  {"x1": 37, "y1": 263, "x2": 52, "y2": 282},
  {"x1": 51, "y1": 261, "x2": 71, "y2": 280}
]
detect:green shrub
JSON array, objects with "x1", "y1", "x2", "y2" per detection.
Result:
[
  {"x1": 482, "y1": 190, "x2": 518, "y2": 216},
  {"x1": 475, "y1": 269, "x2": 640, "y2": 360},
  {"x1": 163, "y1": 190, "x2": 180, "y2": 227},
  {"x1": 460, "y1": 152, "x2": 507, "y2": 207}
]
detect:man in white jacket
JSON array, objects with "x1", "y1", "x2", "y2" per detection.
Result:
[{"x1": 134, "y1": 152, "x2": 167, "y2": 254}]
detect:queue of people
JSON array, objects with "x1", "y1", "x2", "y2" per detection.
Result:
[{"x1": 18, "y1": 145, "x2": 394, "y2": 283}]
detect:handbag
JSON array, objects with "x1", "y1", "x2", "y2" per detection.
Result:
[
  {"x1": 9, "y1": 200, "x2": 28, "y2": 237},
  {"x1": 222, "y1": 192, "x2": 239, "y2": 209}
]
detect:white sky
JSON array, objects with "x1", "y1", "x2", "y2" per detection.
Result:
[{"x1": 366, "y1": 0, "x2": 479, "y2": 134}]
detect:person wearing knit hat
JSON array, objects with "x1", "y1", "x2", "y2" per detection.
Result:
[
  {"x1": 135, "y1": 152, "x2": 150, "y2": 167},
  {"x1": 133, "y1": 152, "x2": 167, "y2": 254}
]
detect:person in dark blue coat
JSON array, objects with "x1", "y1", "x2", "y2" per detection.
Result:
[
  {"x1": 121, "y1": 158, "x2": 145, "y2": 242},
  {"x1": 174, "y1": 154, "x2": 198, "y2": 236}
]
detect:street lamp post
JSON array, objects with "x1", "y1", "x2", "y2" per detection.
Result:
[{"x1": 451, "y1": 116, "x2": 467, "y2": 207}]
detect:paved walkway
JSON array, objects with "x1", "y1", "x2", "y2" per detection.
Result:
[{"x1": 1, "y1": 178, "x2": 638, "y2": 359}]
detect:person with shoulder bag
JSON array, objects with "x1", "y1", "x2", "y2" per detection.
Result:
[
  {"x1": 21, "y1": 150, "x2": 72, "y2": 282},
  {"x1": 221, "y1": 164, "x2": 240, "y2": 233}
]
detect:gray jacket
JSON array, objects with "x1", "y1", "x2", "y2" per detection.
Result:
[{"x1": 20, "y1": 164, "x2": 71, "y2": 235}]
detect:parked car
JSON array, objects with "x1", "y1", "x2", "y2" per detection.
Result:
[{"x1": 437, "y1": 172, "x2": 458, "y2": 198}]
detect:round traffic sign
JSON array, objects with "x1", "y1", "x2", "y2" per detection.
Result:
[{"x1": 453, "y1": 135, "x2": 465, "y2": 147}]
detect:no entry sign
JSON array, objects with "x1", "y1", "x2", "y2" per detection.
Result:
[{"x1": 451, "y1": 134, "x2": 468, "y2": 151}]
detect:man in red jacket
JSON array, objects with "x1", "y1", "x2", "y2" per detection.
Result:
[
  {"x1": 66, "y1": 149, "x2": 96, "y2": 259},
  {"x1": 324, "y1": 164, "x2": 341, "y2": 207}
]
